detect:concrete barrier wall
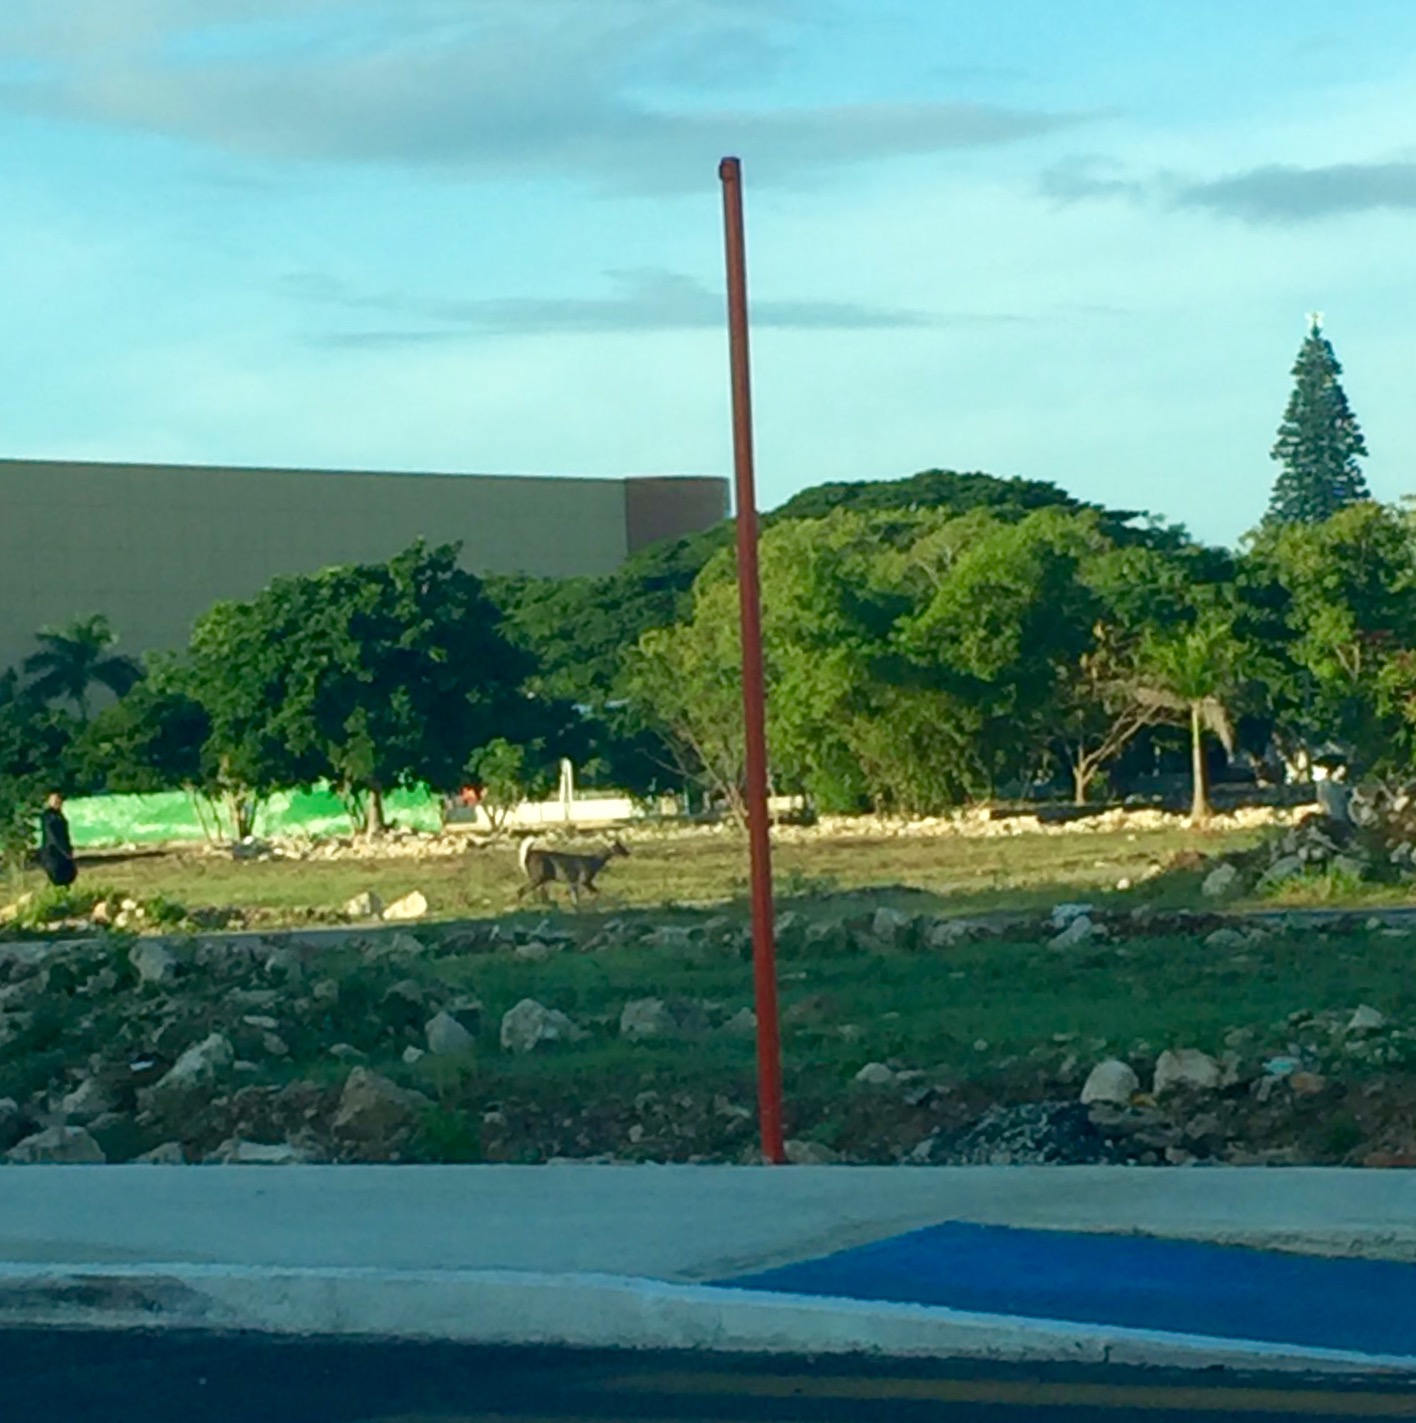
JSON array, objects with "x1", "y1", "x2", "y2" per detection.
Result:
[{"x1": 0, "y1": 459, "x2": 726, "y2": 675}]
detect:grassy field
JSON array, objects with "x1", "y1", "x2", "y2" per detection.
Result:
[
  {"x1": 4, "y1": 820, "x2": 1289, "y2": 926},
  {"x1": 11, "y1": 812, "x2": 1412, "y2": 927}
]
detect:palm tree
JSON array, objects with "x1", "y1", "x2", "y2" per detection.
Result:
[
  {"x1": 23, "y1": 615, "x2": 142, "y2": 721},
  {"x1": 1134, "y1": 616, "x2": 1244, "y2": 824}
]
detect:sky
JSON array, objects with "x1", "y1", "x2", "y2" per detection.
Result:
[{"x1": 3, "y1": 1, "x2": 1416, "y2": 548}]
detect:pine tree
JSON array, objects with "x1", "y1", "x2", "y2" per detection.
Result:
[{"x1": 1265, "y1": 315, "x2": 1370, "y2": 525}]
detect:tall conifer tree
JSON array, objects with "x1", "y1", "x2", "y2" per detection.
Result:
[{"x1": 1266, "y1": 315, "x2": 1369, "y2": 525}]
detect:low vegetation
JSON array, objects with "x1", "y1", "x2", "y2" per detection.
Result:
[
  {"x1": 2, "y1": 835, "x2": 1415, "y2": 1167},
  {"x1": 4, "y1": 818, "x2": 1269, "y2": 927},
  {"x1": 0, "y1": 811, "x2": 1413, "y2": 1168}
]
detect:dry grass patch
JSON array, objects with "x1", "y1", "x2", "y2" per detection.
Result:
[{"x1": 22, "y1": 820, "x2": 1276, "y2": 929}]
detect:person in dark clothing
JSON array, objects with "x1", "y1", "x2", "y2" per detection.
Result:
[{"x1": 37, "y1": 792, "x2": 77, "y2": 888}]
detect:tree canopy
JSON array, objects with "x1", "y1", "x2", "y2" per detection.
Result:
[
  {"x1": 22, "y1": 614, "x2": 142, "y2": 722},
  {"x1": 624, "y1": 505, "x2": 1217, "y2": 815},
  {"x1": 1266, "y1": 317, "x2": 1370, "y2": 526},
  {"x1": 1241, "y1": 501, "x2": 1416, "y2": 772},
  {"x1": 774, "y1": 468, "x2": 1104, "y2": 524},
  {"x1": 187, "y1": 540, "x2": 550, "y2": 833},
  {"x1": 489, "y1": 466, "x2": 1168, "y2": 727}
]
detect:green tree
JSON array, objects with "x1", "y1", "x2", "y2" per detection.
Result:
[
  {"x1": 800, "y1": 506, "x2": 1209, "y2": 809},
  {"x1": 186, "y1": 596, "x2": 319, "y2": 838},
  {"x1": 627, "y1": 579, "x2": 749, "y2": 818},
  {"x1": 898, "y1": 509, "x2": 1112, "y2": 798},
  {"x1": 1055, "y1": 542, "x2": 1231, "y2": 804},
  {"x1": 488, "y1": 525, "x2": 731, "y2": 712},
  {"x1": 627, "y1": 510, "x2": 909, "y2": 816},
  {"x1": 844, "y1": 682, "x2": 991, "y2": 812},
  {"x1": 774, "y1": 467, "x2": 1117, "y2": 527},
  {"x1": 491, "y1": 468, "x2": 1160, "y2": 739},
  {"x1": 74, "y1": 679, "x2": 208, "y2": 793},
  {"x1": 1266, "y1": 317, "x2": 1370, "y2": 526},
  {"x1": 22, "y1": 614, "x2": 142, "y2": 721},
  {"x1": 1049, "y1": 625, "x2": 1161, "y2": 805},
  {"x1": 626, "y1": 504, "x2": 1228, "y2": 817},
  {"x1": 69, "y1": 664, "x2": 234, "y2": 839},
  {"x1": 0, "y1": 674, "x2": 76, "y2": 870},
  {"x1": 488, "y1": 529, "x2": 732, "y2": 802},
  {"x1": 467, "y1": 737, "x2": 553, "y2": 834},
  {"x1": 189, "y1": 587, "x2": 331, "y2": 839},
  {"x1": 1241, "y1": 501, "x2": 1416, "y2": 774},
  {"x1": 189, "y1": 541, "x2": 540, "y2": 836},
  {"x1": 746, "y1": 513, "x2": 902, "y2": 811},
  {"x1": 1134, "y1": 615, "x2": 1248, "y2": 823}
]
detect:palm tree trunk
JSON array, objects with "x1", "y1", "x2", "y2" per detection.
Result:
[{"x1": 1189, "y1": 701, "x2": 1210, "y2": 825}]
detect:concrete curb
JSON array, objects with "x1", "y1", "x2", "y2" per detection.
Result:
[{"x1": 0, "y1": 1264, "x2": 1411, "y2": 1375}]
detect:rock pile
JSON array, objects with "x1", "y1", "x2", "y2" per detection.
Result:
[
  {"x1": 914, "y1": 1100, "x2": 1113, "y2": 1166},
  {"x1": 916, "y1": 999, "x2": 1412, "y2": 1167},
  {"x1": 156, "y1": 802, "x2": 1305, "y2": 865},
  {"x1": 765, "y1": 803, "x2": 1304, "y2": 845},
  {"x1": 1193, "y1": 786, "x2": 1416, "y2": 898},
  {"x1": 6, "y1": 847, "x2": 1414, "y2": 1169},
  {"x1": 204, "y1": 829, "x2": 483, "y2": 863},
  {"x1": 0, "y1": 930, "x2": 573, "y2": 1163}
]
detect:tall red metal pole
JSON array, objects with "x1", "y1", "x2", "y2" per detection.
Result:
[{"x1": 719, "y1": 156, "x2": 786, "y2": 1166}]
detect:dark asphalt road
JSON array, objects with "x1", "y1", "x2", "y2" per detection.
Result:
[{"x1": 8, "y1": 1332, "x2": 1416, "y2": 1423}]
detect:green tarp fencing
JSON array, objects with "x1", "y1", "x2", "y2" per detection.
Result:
[{"x1": 64, "y1": 786, "x2": 444, "y2": 848}]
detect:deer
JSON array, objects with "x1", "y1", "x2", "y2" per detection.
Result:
[{"x1": 516, "y1": 836, "x2": 630, "y2": 905}]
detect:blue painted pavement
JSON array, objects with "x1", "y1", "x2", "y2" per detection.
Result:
[{"x1": 716, "y1": 1221, "x2": 1416, "y2": 1356}]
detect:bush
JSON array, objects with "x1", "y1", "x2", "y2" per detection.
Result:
[
  {"x1": 466, "y1": 737, "x2": 551, "y2": 833},
  {"x1": 7, "y1": 883, "x2": 105, "y2": 929},
  {"x1": 410, "y1": 1105, "x2": 482, "y2": 1163},
  {"x1": 1260, "y1": 865, "x2": 1367, "y2": 902}
]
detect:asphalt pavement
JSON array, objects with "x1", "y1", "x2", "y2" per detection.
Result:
[{"x1": 11, "y1": 1333, "x2": 1416, "y2": 1423}]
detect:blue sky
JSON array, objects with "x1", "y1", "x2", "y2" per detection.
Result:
[{"x1": 3, "y1": 0, "x2": 1415, "y2": 547}]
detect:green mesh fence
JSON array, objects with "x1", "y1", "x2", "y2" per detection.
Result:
[{"x1": 64, "y1": 785, "x2": 444, "y2": 848}]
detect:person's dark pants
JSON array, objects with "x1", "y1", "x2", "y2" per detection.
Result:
[{"x1": 38, "y1": 848, "x2": 77, "y2": 888}]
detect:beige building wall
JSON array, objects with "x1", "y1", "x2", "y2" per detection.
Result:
[{"x1": 0, "y1": 459, "x2": 727, "y2": 676}]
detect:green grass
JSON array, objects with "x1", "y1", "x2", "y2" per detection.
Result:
[
  {"x1": 14, "y1": 814, "x2": 1411, "y2": 932},
  {"x1": 288, "y1": 907, "x2": 1416, "y2": 1103},
  {"x1": 5, "y1": 821, "x2": 1277, "y2": 928},
  {"x1": 1256, "y1": 870, "x2": 1415, "y2": 907},
  {"x1": 298, "y1": 910, "x2": 1416, "y2": 1164}
]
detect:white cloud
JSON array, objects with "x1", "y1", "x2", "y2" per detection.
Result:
[
  {"x1": 291, "y1": 266, "x2": 959, "y2": 343},
  {"x1": 1176, "y1": 161, "x2": 1416, "y2": 223},
  {"x1": 1039, "y1": 55, "x2": 1416, "y2": 226},
  {"x1": 0, "y1": 0, "x2": 1089, "y2": 190}
]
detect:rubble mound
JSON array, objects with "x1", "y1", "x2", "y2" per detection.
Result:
[{"x1": 1190, "y1": 798, "x2": 1415, "y2": 896}]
